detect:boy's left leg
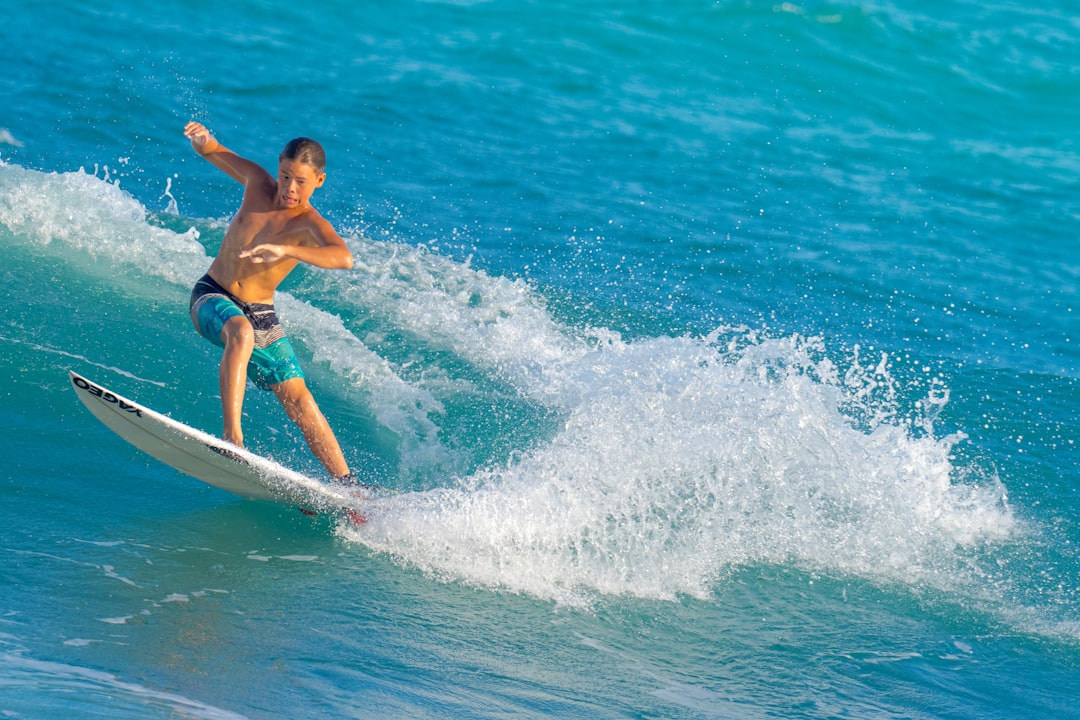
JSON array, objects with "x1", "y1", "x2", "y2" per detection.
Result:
[{"x1": 271, "y1": 377, "x2": 351, "y2": 479}]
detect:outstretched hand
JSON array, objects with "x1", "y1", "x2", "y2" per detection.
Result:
[{"x1": 183, "y1": 121, "x2": 214, "y2": 150}]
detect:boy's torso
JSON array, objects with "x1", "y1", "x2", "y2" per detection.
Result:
[{"x1": 207, "y1": 179, "x2": 321, "y2": 303}]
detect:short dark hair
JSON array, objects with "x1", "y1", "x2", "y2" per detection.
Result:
[{"x1": 280, "y1": 137, "x2": 326, "y2": 173}]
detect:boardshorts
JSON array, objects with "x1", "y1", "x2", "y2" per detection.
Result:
[{"x1": 189, "y1": 274, "x2": 305, "y2": 390}]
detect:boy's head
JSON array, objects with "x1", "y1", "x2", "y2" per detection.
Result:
[
  {"x1": 280, "y1": 137, "x2": 326, "y2": 174},
  {"x1": 277, "y1": 137, "x2": 328, "y2": 209}
]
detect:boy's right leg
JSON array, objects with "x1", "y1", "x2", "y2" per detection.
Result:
[
  {"x1": 271, "y1": 378, "x2": 351, "y2": 479},
  {"x1": 219, "y1": 315, "x2": 254, "y2": 447}
]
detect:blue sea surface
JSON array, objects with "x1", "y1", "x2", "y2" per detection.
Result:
[{"x1": 1, "y1": 1, "x2": 1078, "y2": 718}]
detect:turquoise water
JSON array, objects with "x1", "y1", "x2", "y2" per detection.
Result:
[{"x1": 2, "y1": 0, "x2": 1078, "y2": 717}]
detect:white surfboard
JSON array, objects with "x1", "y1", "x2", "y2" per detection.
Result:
[{"x1": 68, "y1": 370, "x2": 369, "y2": 518}]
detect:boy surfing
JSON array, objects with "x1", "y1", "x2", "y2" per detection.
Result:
[{"x1": 183, "y1": 121, "x2": 356, "y2": 483}]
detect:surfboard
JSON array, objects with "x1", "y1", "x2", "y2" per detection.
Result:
[{"x1": 68, "y1": 370, "x2": 369, "y2": 519}]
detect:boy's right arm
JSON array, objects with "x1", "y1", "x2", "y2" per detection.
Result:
[{"x1": 183, "y1": 121, "x2": 269, "y2": 187}]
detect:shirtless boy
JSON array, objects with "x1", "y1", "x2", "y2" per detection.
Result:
[{"x1": 183, "y1": 121, "x2": 355, "y2": 483}]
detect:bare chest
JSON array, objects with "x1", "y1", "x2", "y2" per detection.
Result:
[{"x1": 226, "y1": 209, "x2": 300, "y2": 247}]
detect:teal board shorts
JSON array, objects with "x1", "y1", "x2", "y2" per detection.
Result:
[{"x1": 189, "y1": 274, "x2": 305, "y2": 390}]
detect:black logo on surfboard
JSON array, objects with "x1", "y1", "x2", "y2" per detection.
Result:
[
  {"x1": 72, "y1": 376, "x2": 143, "y2": 417},
  {"x1": 206, "y1": 444, "x2": 250, "y2": 466}
]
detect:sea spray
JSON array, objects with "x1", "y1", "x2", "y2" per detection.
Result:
[
  {"x1": 277, "y1": 292, "x2": 456, "y2": 478},
  {"x1": 353, "y1": 329, "x2": 1015, "y2": 606},
  {"x1": 0, "y1": 163, "x2": 205, "y2": 286}
]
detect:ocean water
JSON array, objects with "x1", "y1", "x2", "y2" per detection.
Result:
[{"x1": 1, "y1": 0, "x2": 1078, "y2": 717}]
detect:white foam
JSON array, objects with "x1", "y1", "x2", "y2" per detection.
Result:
[
  {"x1": 327, "y1": 236, "x2": 600, "y2": 403},
  {"x1": 354, "y1": 330, "x2": 1015, "y2": 605},
  {"x1": 0, "y1": 162, "x2": 207, "y2": 285}
]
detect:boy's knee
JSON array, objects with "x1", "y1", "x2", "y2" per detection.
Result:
[
  {"x1": 273, "y1": 378, "x2": 312, "y2": 407},
  {"x1": 221, "y1": 317, "x2": 254, "y2": 348}
]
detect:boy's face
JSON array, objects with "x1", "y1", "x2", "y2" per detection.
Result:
[{"x1": 276, "y1": 158, "x2": 326, "y2": 209}]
